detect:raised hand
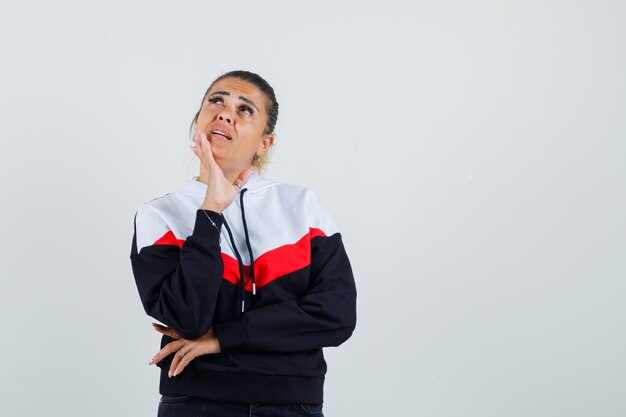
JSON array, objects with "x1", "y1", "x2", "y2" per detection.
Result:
[{"x1": 190, "y1": 131, "x2": 253, "y2": 213}]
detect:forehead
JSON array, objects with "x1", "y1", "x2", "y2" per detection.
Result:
[{"x1": 207, "y1": 77, "x2": 266, "y2": 112}]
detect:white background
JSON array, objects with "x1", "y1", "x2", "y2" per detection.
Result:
[{"x1": 1, "y1": 0, "x2": 624, "y2": 416}]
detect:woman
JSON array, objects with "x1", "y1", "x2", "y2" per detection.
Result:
[{"x1": 130, "y1": 70, "x2": 357, "y2": 417}]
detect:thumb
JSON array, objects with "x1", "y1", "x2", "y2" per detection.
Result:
[{"x1": 235, "y1": 167, "x2": 253, "y2": 187}]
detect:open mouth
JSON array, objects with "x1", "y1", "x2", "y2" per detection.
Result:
[{"x1": 209, "y1": 130, "x2": 232, "y2": 140}]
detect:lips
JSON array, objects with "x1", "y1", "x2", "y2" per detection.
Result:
[
  {"x1": 207, "y1": 125, "x2": 233, "y2": 140},
  {"x1": 211, "y1": 131, "x2": 231, "y2": 140}
]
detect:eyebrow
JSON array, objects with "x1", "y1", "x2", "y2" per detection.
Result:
[{"x1": 208, "y1": 90, "x2": 259, "y2": 112}]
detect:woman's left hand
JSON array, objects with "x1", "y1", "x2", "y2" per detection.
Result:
[{"x1": 148, "y1": 323, "x2": 221, "y2": 378}]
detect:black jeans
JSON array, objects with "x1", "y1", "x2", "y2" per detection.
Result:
[{"x1": 157, "y1": 395, "x2": 324, "y2": 417}]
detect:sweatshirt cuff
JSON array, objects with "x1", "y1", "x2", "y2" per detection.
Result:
[
  {"x1": 192, "y1": 209, "x2": 223, "y2": 239},
  {"x1": 214, "y1": 316, "x2": 248, "y2": 352}
]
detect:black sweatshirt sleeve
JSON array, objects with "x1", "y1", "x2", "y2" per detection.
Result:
[
  {"x1": 130, "y1": 206, "x2": 224, "y2": 340},
  {"x1": 213, "y1": 232, "x2": 357, "y2": 353}
]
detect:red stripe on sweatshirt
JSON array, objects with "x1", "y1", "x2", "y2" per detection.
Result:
[
  {"x1": 222, "y1": 227, "x2": 326, "y2": 290},
  {"x1": 152, "y1": 227, "x2": 327, "y2": 290},
  {"x1": 154, "y1": 230, "x2": 185, "y2": 247}
]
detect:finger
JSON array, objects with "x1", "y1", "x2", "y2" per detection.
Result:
[
  {"x1": 198, "y1": 132, "x2": 217, "y2": 168},
  {"x1": 169, "y1": 344, "x2": 189, "y2": 377},
  {"x1": 152, "y1": 323, "x2": 181, "y2": 339},
  {"x1": 190, "y1": 133, "x2": 200, "y2": 152},
  {"x1": 152, "y1": 340, "x2": 183, "y2": 366},
  {"x1": 151, "y1": 323, "x2": 180, "y2": 340},
  {"x1": 190, "y1": 132, "x2": 212, "y2": 166},
  {"x1": 190, "y1": 132, "x2": 209, "y2": 169},
  {"x1": 169, "y1": 351, "x2": 180, "y2": 377},
  {"x1": 150, "y1": 339, "x2": 184, "y2": 366},
  {"x1": 172, "y1": 346, "x2": 199, "y2": 377}
]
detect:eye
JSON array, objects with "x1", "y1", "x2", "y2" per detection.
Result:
[
  {"x1": 239, "y1": 104, "x2": 254, "y2": 115},
  {"x1": 207, "y1": 96, "x2": 254, "y2": 115}
]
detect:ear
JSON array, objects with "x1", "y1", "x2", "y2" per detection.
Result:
[{"x1": 257, "y1": 133, "x2": 275, "y2": 156}]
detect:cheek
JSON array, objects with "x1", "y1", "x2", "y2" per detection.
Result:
[
  {"x1": 196, "y1": 112, "x2": 210, "y2": 125},
  {"x1": 197, "y1": 107, "x2": 218, "y2": 123},
  {"x1": 236, "y1": 132, "x2": 263, "y2": 153}
]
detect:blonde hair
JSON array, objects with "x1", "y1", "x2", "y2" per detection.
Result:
[{"x1": 252, "y1": 147, "x2": 272, "y2": 173}]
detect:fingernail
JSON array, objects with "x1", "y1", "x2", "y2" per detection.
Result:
[
  {"x1": 168, "y1": 370, "x2": 171, "y2": 378},
  {"x1": 173, "y1": 370, "x2": 178, "y2": 377},
  {"x1": 149, "y1": 358, "x2": 155, "y2": 365}
]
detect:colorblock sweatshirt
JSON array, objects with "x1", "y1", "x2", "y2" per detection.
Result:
[{"x1": 129, "y1": 173, "x2": 357, "y2": 404}]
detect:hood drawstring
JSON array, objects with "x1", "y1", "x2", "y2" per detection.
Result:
[
  {"x1": 221, "y1": 188, "x2": 257, "y2": 313},
  {"x1": 239, "y1": 189, "x2": 257, "y2": 297}
]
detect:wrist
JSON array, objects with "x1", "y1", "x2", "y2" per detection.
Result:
[
  {"x1": 193, "y1": 209, "x2": 223, "y2": 237},
  {"x1": 201, "y1": 201, "x2": 224, "y2": 213}
]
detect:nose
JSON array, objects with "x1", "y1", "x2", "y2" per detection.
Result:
[{"x1": 218, "y1": 112, "x2": 233, "y2": 124}]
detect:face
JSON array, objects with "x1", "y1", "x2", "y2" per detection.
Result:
[{"x1": 194, "y1": 77, "x2": 274, "y2": 175}]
